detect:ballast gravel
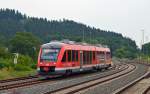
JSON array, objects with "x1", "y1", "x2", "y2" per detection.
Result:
[
  {"x1": 0, "y1": 65, "x2": 124, "y2": 94},
  {"x1": 0, "y1": 63, "x2": 148, "y2": 94},
  {"x1": 79, "y1": 63, "x2": 149, "y2": 94}
]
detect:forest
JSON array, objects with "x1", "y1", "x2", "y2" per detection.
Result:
[
  {"x1": 0, "y1": 9, "x2": 149, "y2": 79},
  {"x1": 0, "y1": 9, "x2": 139, "y2": 57}
]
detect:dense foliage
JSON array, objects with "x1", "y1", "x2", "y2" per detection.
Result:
[
  {"x1": 0, "y1": 9, "x2": 138, "y2": 59},
  {"x1": 142, "y1": 42, "x2": 150, "y2": 56},
  {"x1": 10, "y1": 32, "x2": 41, "y2": 59}
]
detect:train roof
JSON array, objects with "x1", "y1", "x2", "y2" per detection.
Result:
[
  {"x1": 41, "y1": 40, "x2": 110, "y2": 52},
  {"x1": 41, "y1": 41, "x2": 65, "y2": 48}
]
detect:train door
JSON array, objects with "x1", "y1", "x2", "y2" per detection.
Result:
[{"x1": 80, "y1": 51, "x2": 83, "y2": 69}]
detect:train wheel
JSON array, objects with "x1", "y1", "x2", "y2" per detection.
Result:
[
  {"x1": 98, "y1": 68, "x2": 102, "y2": 71},
  {"x1": 105, "y1": 67, "x2": 109, "y2": 70},
  {"x1": 97, "y1": 67, "x2": 102, "y2": 71},
  {"x1": 65, "y1": 69, "x2": 72, "y2": 76}
]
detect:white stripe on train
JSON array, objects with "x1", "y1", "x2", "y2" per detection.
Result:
[{"x1": 55, "y1": 63, "x2": 110, "y2": 71}]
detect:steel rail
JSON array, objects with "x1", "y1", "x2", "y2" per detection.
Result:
[
  {"x1": 0, "y1": 64, "x2": 123, "y2": 91},
  {"x1": 45, "y1": 64, "x2": 131, "y2": 94}
]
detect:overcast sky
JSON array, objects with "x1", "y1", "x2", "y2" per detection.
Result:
[{"x1": 0, "y1": 0, "x2": 150, "y2": 47}]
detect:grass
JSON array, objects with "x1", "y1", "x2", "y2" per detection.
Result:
[{"x1": 0, "y1": 68, "x2": 36, "y2": 80}]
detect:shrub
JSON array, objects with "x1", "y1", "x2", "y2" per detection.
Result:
[
  {"x1": 30, "y1": 63, "x2": 37, "y2": 69},
  {"x1": 17, "y1": 55, "x2": 33, "y2": 66},
  {"x1": 17, "y1": 54, "x2": 37, "y2": 69},
  {"x1": 14, "y1": 64, "x2": 31, "y2": 71},
  {"x1": 0, "y1": 54, "x2": 36, "y2": 70},
  {"x1": 0, "y1": 62, "x2": 8, "y2": 69},
  {"x1": 0, "y1": 58, "x2": 12, "y2": 69},
  {"x1": 0, "y1": 47, "x2": 11, "y2": 58}
]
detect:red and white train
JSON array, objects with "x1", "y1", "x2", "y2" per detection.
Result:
[{"x1": 37, "y1": 40, "x2": 112, "y2": 75}]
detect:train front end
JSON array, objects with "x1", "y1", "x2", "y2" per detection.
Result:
[{"x1": 37, "y1": 42, "x2": 62, "y2": 76}]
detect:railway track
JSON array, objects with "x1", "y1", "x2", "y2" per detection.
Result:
[
  {"x1": 0, "y1": 78, "x2": 47, "y2": 90},
  {"x1": 113, "y1": 66, "x2": 150, "y2": 94},
  {"x1": 0, "y1": 62, "x2": 148, "y2": 94},
  {"x1": 0, "y1": 75, "x2": 62, "y2": 91},
  {"x1": 0, "y1": 64, "x2": 121, "y2": 91},
  {"x1": 0, "y1": 75, "x2": 38, "y2": 83},
  {"x1": 44, "y1": 64, "x2": 132, "y2": 94}
]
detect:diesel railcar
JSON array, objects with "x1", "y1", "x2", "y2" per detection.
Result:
[{"x1": 37, "y1": 40, "x2": 112, "y2": 75}]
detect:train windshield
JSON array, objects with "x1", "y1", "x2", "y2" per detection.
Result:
[{"x1": 41, "y1": 48, "x2": 60, "y2": 62}]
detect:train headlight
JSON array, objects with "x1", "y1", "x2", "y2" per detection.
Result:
[{"x1": 37, "y1": 67, "x2": 40, "y2": 71}]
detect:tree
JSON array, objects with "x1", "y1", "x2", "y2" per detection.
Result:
[
  {"x1": 0, "y1": 46, "x2": 10, "y2": 58},
  {"x1": 142, "y1": 42, "x2": 150, "y2": 56},
  {"x1": 0, "y1": 9, "x2": 138, "y2": 58},
  {"x1": 10, "y1": 32, "x2": 41, "y2": 59},
  {"x1": 115, "y1": 47, "x2": 126, "y2": 58}
]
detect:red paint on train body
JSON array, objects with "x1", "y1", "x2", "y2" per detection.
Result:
[{"x1": 37, "y1": 41, "x2": 112, "y2": 75}]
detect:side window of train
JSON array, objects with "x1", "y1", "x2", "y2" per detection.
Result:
[
  {"x1": 87, "y1": 51, "x2": 90, "y2": 64},
  {"x1": 97, "y1": 51, "x2": 105, "y2": 60},
  {"x1": 72, "y1": 50, "x2": 75, "y2": 62},
  {"x1": 83, "y1": 51, "x2": 86, "y2": 64},
  {"x1": 93, "y1": 51, "x2": 95, "y2": 61},
  {"x1": 75, "y1": 50, "x2": 78, "y2": 61},
  {"x1": 86, "y1": 51, "x2": 89, "y2": 64},
  {"x1": 89, "y1": 51, "x2": 92, "y2": 64},
  {"x1": 87, "y1": 51, "x2": 91, "y2": 64},
  {"x1": 106, "y1": 52, "x2": 110, "y2": 59},
  {"x1": 83, "y1": 51, "x2": 85, "y2": 64},
  {"x1": 100, "y1": 52, "x2": 105, "y2": 60},
  {"x1": 68, "y1": 50, "x2": 72, "y2": 62},
  {"x1": 62, "y1": 51, "x2": 67, "y2": 62}
]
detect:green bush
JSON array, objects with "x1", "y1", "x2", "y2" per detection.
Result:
[
  {"x1": 0, "y1": 53, "x2": 36, "y2": 70},
  {"x1": 17, "y1": 54, "x2": 37, "y2": 69},
  {"x1": 0, "y1": 58, "x2": 12, "y2": 69},
  {"x1": 0, "y1": 62, "x2": 8, "y2": 69},
  {"x1": 14, "y1": 64, "x2": 31, "y2": 71},
  {"x1": 17, "y1": 55, "x2": 33, "y2": 66},
  {"x1": 0, "y1": 47, "x2": 11, "y2": 58},
  {"x1": 30, "y1": 63, "x2": 37, "y2": 69}
]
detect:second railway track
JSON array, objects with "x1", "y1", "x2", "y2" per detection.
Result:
[{"x1": 45, "y1": 64, "x2": 135, "y2": 94}]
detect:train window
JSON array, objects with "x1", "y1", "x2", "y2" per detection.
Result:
[
  {"x1": 99, "y1": 52, "x2": 105, "y2": 60},
  {"x1": 97, "y1": 51, "x2": 105, "y2": 63},
  {"x1": 93, "y1": 51, "x2": 95, "y2": 60},
  {"x1": 83, "y1": 51, "x2": 90, "y2": 64},
  {"x1": 83, "y1": 51, "x2": 86, "y2": 64},
  {"x1": 68, "y1": 50, "x2": 71, "y2": 62},
  {"x1": 87, "y1": 51, "x2": 90, "y2": 64},
  {"x1": 83, "y1": 51, "x2": 93, "y2": 64},
  {"x1": 41, "y1": 48, "x2": 60, "y2": 62},
  {"x1": 75, "y1": 51, "x2": 78, "y2": 61},
  {"x1": 72, "y1": 50, "x2": 75, "y2": 62},
  {"x1": 62, "y1": 51, "x2": 66, "y2": 62},
  {"x1": 86, "y1": 51, "x2": 88, "y2": 64},
  {"x1": 106, "y1": 52, "x2": 110, "y2": 59},
  {"x1": 89, "y1": 51, "x2": 92, "y2": 64}
]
